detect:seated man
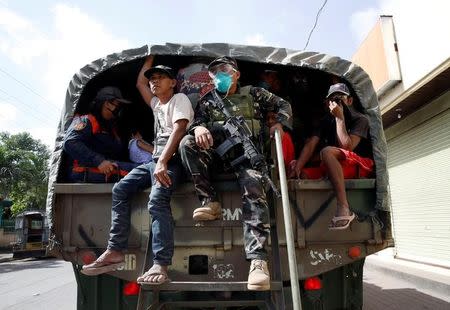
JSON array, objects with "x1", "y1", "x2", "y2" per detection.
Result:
[
  {"x1": 180, "y1": 56, "x2": 292, "y2": 291},
  {"x1": 259, "y1": 69, "x2": 296, "y2": 172},
  {"x1": 81, "y1": 56, "x2": 194, "y2": 287},
  {"x1": 63, "y1": 86, "x2": 137, "y2": 182},
  {"x1": 290, "y1": 83, "x2": 374, "y2": 230}
]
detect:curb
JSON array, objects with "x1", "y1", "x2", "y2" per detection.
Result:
[
  {"x1": 0, "y1": 253, "x2": 14, "y2": 263},
  {"x1": 0, "y1": 257, "x2": 14, "y2": 263},
  {"x1": 365, "y1": 256, "x2": 450, "y2": 298}
]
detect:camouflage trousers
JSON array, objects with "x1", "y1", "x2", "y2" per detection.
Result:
[{"x1": 179, "y1": 134, "x2": 270, "y2": 261}]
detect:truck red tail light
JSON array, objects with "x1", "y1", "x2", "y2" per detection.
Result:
[
  {"x1": 81, "y1": 252, "x2": 96, "y2": 265},
  {"x1": 348, "y1": 246, "x2": 362, "y2": 259},
  {"x1": 123, "y1": 281, "x2": 140, "y2": 296},
  {"x1": 304, "y1": 276, "x2": 322, "y2": 290}
]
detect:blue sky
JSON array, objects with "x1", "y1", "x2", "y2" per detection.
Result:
[{"x1": 0, "y1": 0, "x2": 448, "y2": 148}]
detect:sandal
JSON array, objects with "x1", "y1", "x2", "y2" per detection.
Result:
[
  {"x1": 81, "y1": 249, "x2": 125, "y2": 276},
  {"x1": 81, "y1": 259, "x2": 125, "y2": 276},
  {"x1": 328, "y1": 212, "x2": 356, "y2": 231},
  {"x1": 137, "y1": 264, "x2": 170, "y2": 285}
]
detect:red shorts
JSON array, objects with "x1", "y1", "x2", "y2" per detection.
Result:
[{"x1": 301, "y1": 149, "x2": 374, "y2": 179}]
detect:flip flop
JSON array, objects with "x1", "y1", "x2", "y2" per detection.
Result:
[
  {"x1": 137, "y1": 265, "x2": 170, "y2": 285},
  {"x1": 328, "y1": 212, "x2": 356, "y2": 231},
  {"x1": 81, "y1": 260, "x2": 125, "y2": 276}
]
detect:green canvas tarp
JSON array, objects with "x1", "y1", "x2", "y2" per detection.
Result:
[{"x1": 46, "y1": 43, "x2": 390, "y2": 229}]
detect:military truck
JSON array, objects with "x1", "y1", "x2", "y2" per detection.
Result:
[{"x1": 46, "y1": 43, "x2": 392, "y2": 309}]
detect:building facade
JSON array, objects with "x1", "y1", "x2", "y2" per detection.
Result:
[{"x1": 352, "y1": 16, "x2": 450, "y2": 268}]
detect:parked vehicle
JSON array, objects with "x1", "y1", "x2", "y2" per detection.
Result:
[
  {"x1": 46, "y1": 43, "x2": 392, "y2": 309},
  {"x1": 13, "y1": 210, "x2": 49, "y2": 259}
]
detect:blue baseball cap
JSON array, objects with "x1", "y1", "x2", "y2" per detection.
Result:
[
  {"x1": 326, "y1": 83, "x2": 350, "y2": 98},
  {"x1": 144, "y1": 65, "x2": 176, "y2": 79}
]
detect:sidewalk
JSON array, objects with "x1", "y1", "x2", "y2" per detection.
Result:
[
  {"x1": 0, "y1": 251, "x2": 13, "y2": 263},
  {"x1": 364, "y1": 248, "x2": 450, "y2": 301}
]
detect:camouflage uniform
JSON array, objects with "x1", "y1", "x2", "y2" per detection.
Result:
[{"x1": 180, "y1": 86, "x2": 291, "y2": 260}]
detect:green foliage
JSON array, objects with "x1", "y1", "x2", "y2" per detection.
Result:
[{"x1": 0, "y1": 132, "x2": 50, "y2": 216}]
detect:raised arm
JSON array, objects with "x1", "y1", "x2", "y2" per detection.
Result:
[
  {"x1": 136, "y1": 55, "x2": 155, "y2": 107},
  {"x1": 336, "y1": 120, "x2": 361, "y2": 151},
  {"x1": 329, "y1": 100, "x2": 361, "y2": 151}
]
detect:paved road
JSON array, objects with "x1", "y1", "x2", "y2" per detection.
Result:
[
  {"x1": 0, "y1": 257, "x2": 76, "y2": 310},
  {"x1": 363, "y1": 263, "x2": 449, "y2": 310},
  {"x1": 0, "y1": 256, "x2": 449, "y2": 309}
]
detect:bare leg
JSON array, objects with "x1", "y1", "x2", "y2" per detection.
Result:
[{"x1": 321, "y1": 147, "x2": 352, "y2": 222}]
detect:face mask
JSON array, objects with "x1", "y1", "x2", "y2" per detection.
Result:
[
  {"x1": 112, "y1": 106, "x2": 123, "y2": 118},
  {"x1": 213, "y1": 71, "x2": 233, "y2": 93},
  {"x1": 107, "y1": 105, "x2": 122, "y2": 118}
]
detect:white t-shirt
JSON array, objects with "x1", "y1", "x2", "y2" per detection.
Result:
[{"x1": 150, "y1": 93, "x2": 194, "y2": 158}]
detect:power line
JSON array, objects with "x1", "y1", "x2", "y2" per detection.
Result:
[
  {"x1": 0, "y1": 100, "x2": 56, "y2": 129},
  {"x1": 303, "y1": 0, "x2": 328, "y2": 50},
  {"x1": 0, "y1": 4, "x2": 61, "y2": 111},
  {"x1": 0, "y1": 86, "x2": 59, "y2": 119},
  {"x1": 0, "y1": 87, "x2": 59, "y2": 127},
  {"x1": 0, "y1": 67, "x2": 61, "y2": 110}
]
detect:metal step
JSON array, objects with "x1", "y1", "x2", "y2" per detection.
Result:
[{"x1": 140, "y1": 280, "x2": 283, "y2": 291}]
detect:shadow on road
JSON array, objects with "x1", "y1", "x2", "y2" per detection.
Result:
[
  {"x1": 0, "y1": 257, "x2": 69, "y2": 274},
  {"x1": 363, "y1": 282, "x2": 449, "y2": 310}
]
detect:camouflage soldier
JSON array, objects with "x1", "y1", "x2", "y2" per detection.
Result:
[{"x1": 179, "y1": 56, "x2": 292, "y2": 291}]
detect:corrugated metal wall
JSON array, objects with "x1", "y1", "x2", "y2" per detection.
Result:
[{"x1": 387, "y1": 101, "x2": 450, "y2": 267}]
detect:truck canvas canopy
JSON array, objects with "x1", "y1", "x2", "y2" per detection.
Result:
[
  {"x1": 46, "y1": 43, "x2": 389, "y2": 230},
  {"x1": 46, "y1": 42, "x2": 393, "y2": 310}
]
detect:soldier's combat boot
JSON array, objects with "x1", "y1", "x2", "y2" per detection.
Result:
[
  {"x1": 193, "y1": 198, "x2": 222, "y2": 221},
  {"x1": 247, "y1": 259, "x2": 270, "y2": 291}
]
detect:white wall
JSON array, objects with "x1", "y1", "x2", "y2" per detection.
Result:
[
  {"x1": 384, "y1": 0, "x2": 450, "y2": 88},
  {"x1": 352, "y1": 0, "x2": 450, "y2": 92}
]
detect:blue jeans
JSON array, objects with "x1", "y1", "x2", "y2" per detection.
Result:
[{"x1": 107, "y1": 158, "x2": 184, "y2": 266}]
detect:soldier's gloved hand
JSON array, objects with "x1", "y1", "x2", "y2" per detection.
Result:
[
  {"x1": 194, "y1": 126, "x2": 214, "y2": 150},
  {"x1": 98, "y1": 160, "x2": 118, "y2": 174}
]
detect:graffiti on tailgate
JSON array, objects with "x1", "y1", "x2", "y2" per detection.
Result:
[{"x1": 309, "y1": 249, "x2": 342, "y2": 266}]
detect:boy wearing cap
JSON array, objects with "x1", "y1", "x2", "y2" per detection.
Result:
[
  {"x1": 290, "y1": 82, "x2": 374, "y2": 230},
  {"x1": 81, "y1": 56, "x2": 194, "y2": 285},
  {"x1": 180, "y1": 56, "x2": 292, "y2": 291},
  {"x1": 63, "y1": 86, "x2": 138, "y2": 183}
]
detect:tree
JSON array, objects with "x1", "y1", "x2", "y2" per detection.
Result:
[{"x1": 0, "y1": 132, "x2": 50, "y2": 216}]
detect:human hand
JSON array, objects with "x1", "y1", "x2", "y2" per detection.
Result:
[
  {"x1": 144, "y1": 55, "x2": 154, "y2": 66},
  {"x1": 269, "y1": 123, "x2": 284, "y2": 139},
  {"x1": 194, "y1": 126, "x2": 213, "y2": 149},
  {"x1": 153, "y1": 161, "x2": 171, "y2": 187},
  {"x1": 132, "y1": 132, "x2": 143, "y2": 140},
  {"x1": 98, "y1": 160, "x2": 118, "y2": 174},
  {"x1": 292, "y1": 160, "x2": 306, "y2": 179},
  {"x1": 328, "y1": 100, "x2": 344, "y2": 120},
  {"x1": 287, "y1": 160, "x2": 298, "y2": 178}
]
